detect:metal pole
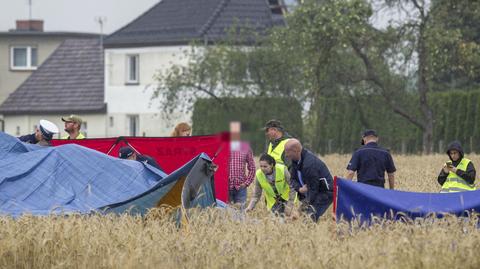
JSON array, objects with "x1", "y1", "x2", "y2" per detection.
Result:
[{"x1": 28, "y1": 0, "x2": 32, "y2": 20}]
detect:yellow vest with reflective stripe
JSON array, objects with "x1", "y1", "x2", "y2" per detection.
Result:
[
  {"x1": 62, "y1": 133, "x2": 86, "y2": 139},
  {"x1": 256, "y1": 164, "x2": 290, "y2": 210},
  {"x1": 267, "y1": 139, "x2": 289, "y2": 165},
  {"x1": 441, "y1": 158, "x2": 475, "y2": 193}
]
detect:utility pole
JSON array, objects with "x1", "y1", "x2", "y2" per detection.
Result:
[
  {"x1": 28, "y1": 0, "x2": 32, "y2": 20},
  {"x1": 94, "y1": 16, "x2": 107, "y2": 47}
]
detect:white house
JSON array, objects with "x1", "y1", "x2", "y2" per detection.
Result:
[
  {"x1": 102, "y1": 0, "x2": 282, "y2": 137},
  {"x1": 0, "y1": 0, "x2": 284, "y2": 138},
  {"x1": 0, "y1": 20, "x2": 100, "y2": 132},
  {"x1": 0, "y1": 38, "x2": 106, "y2": 138}
]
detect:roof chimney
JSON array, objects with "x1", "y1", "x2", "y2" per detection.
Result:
[
  {"x1": 15, "y1": 20, "x2": 44, "y2": 32},
  {"x1": 268, "y1": 0, "x2": 286, "y2": 15}
]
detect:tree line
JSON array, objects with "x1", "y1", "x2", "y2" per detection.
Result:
[{"x1": 153, "y1": 0, "x2": 480, "y2": 154}]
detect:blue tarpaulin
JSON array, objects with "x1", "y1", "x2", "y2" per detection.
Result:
[
  {"x1": 0, "y1": 132, "x2": 215, "y2": 216},
  {"x1": 335, "y1": 177, "x2": 480, "y2": 223}
]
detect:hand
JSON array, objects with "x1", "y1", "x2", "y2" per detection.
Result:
[
  {"x1": 299, "y1": 184, "x2": 308, "y2": 194},
  {"x1": 444, "y1": 164, "x2": 457, "y2": 174},
  {"x1": 240, "y1": 183, "x2": 247, "y2": 189},
  {"x1": 442, "y1": 165, "x2": 449, "y2": 174}
]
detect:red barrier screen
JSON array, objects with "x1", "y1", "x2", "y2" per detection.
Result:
[{"x1": 52, "y1": 133, "x2": 230, "y2": 202}]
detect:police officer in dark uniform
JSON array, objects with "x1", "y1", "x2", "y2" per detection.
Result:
[
  {"x1": 19, "y1": 119, "x2": 59, "y2": 146},
  {"x1": 118, "y1": 146, "x2": 163, "y2": 171},
  {"x1": 345, "y1": 129, "x2": 396, "y2": 189}
]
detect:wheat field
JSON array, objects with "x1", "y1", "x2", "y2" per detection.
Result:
[{"x1": 1, "y1": 154, "x2": 479, "y2": 269}]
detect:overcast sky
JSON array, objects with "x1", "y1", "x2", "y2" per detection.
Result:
[{"x1": 0, "y1": 0, "x2": 160, "y2": 34}]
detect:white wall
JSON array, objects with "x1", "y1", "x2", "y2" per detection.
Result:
[
  {"x1": 2, "y1": 46, "x2": 194, "y2": 139},
  {"x1": 105, "y1": 46, "x2": 192, "y2": 137},
  {"x1": 0, "y1": 36, "x2": 73, "y2": 106},
  {"x1": 3, "y1": 114, "x2": 107, "y2": 138}
]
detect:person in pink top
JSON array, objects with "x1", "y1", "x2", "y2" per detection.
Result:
[{"x1": 228, "y1": 121, "x2": 256, "y2": 209}]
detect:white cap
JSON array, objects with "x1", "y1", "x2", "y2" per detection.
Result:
[{"x1": 39, "y1": 119, "x2": 59, "y2": 140}]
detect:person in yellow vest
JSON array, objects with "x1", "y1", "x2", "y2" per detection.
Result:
[
  {"x1": 245, "y1": 153, "x2": 296, "y2": 214},
  {"x1": 264, "y1": 119, "x2": 290, "y2": 166},
  {"x1": 61, "y1": 115, "x2": 85, "y2": 139},
  {"x1": 437, "y1": 141, "x2": 476, "y2": 193}
]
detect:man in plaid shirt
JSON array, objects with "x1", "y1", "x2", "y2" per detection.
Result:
[{"x1": 229, "y1": 122, "x2": 256, "y2": 208}]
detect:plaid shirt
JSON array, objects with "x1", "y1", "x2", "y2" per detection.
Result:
[{"x1": 229, "y1": 141, "x2": 256, "y2": 190}]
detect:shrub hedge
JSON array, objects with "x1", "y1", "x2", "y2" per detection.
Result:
[
  {"x1": 192, "y1": 91, "x2": 480, "y2": 154},
  {"x1": 192, "y1": 97, "x2": 303, "y2": 155}
]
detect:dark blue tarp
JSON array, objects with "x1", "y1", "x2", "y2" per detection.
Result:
[
  {"x1": 335, "y1": 178, "x2": 480, "y2": 223},
  {"x1": 0, "y1": 132, "x2": 215, "y2": 216}
]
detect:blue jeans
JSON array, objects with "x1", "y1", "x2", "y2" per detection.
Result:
[{"x1": 229, "y1": 187, "x2": 247, "y2": 208}]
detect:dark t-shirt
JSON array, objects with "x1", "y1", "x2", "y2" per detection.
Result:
[
  {"x1": 19, "y1": 133, "x2": 38, "y2": 144},
  {"x1": 347, "y1": 142, "x2": 396, "y2": 186},
  {"x1": 18, "y1": 133, "x2": 51, "y2": 146}
]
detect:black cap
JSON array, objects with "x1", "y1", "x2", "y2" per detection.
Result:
[
  {"x1": 362, "y1": 129, "x2": 378, "y2": 138},
  {"x1": 264, "y1": 119, "x2": 285, "y2": 131},
  {"x1": 119, "y1": 146, "x2": 135, "y2": 159}
]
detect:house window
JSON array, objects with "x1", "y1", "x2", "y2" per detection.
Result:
[
  {"x1": 127, "y1": 115, "x2": 139, "y2": 136},
  {"x1": 126, "y1": 54, "x2": 139, "y2": 84},
  {"x1": 10, "y1": 46, "x2": 38, "y2": 70}
]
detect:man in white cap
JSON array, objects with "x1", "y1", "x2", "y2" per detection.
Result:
[{"x1": 19, "y1": 119, "x2": 59, "y2": 146}]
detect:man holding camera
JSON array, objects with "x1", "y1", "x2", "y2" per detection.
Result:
[{"x1": 438, "y1": 141, "x2": 476, "y2": 193}]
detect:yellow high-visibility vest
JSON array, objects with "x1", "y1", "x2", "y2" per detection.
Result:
[
  {"x1": 256, "y1": 164, "x2": 290, "y2": 210},
  {"x1": 441, "y1": 158, "x2": 475, "y2": 193},
  {"x1": 267, "y1": 139, "x2": 289, "y2": 165},
  {"x1": 62, "y1": 133, "x2": 85, "y2": 139}
]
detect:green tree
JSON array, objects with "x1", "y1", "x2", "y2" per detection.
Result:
[
  {"x1": 152, "y1": 29, "x2": 301, "y2": 117},
  {"x1": 153, "y1": 0, "x2": 374, "y2": 141},
  {"x1": 428, "y1": 0, "x2": 480, "y2": 91},
  {"x1": 153, "y1": 0, "x2": 478, "y2": 153},
  {"x1": 356, "y1": 0, "x2": 480, "y2": 152}
]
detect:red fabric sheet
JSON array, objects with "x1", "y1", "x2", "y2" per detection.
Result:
[{"x1": 51, "y1": 133, "x2": 230, "y2": 202}]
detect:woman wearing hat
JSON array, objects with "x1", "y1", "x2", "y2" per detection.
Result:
[
  {"x1": 19, "y1": 119, "x2": 59, "y2": 146},
  {"x1": 437, "y1": 141, "x2": 476, "y2": 193}
]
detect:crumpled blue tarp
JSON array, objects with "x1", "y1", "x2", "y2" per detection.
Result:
[
  {"x1": 336, "y1": 177, "x2": 480, "y2": 223},
  {"x1": 0, "y1": 132, "x2": 170, "y2": 216}
]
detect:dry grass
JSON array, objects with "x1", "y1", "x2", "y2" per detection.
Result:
[
  {"x1": 323, "y1": 154, "x2": 480, "y2": 192},
  {"x1": 1, "y1": 154, "x2": 479, "y2": 269}
]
